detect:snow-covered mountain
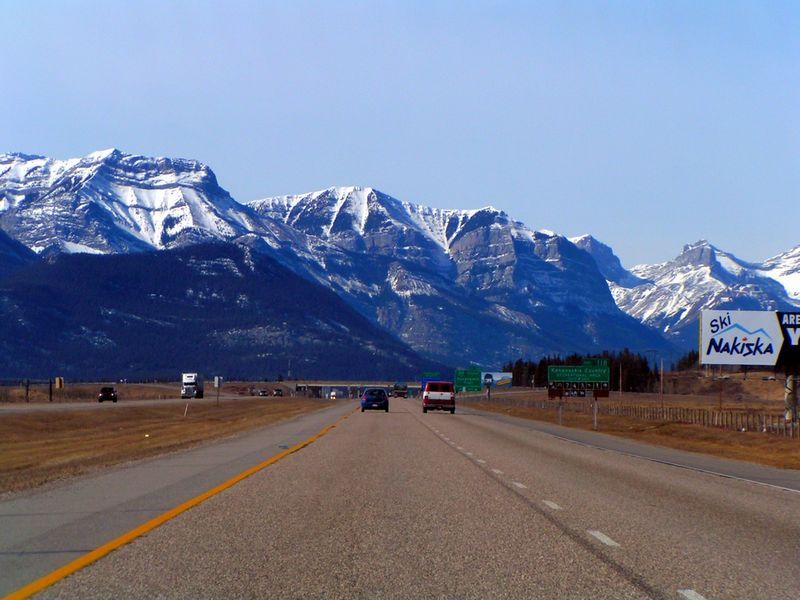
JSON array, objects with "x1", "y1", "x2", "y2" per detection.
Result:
[
  {"x1": 577, "y1": 236, "x2": 799, "y2": 348},
  {"x1": 249, "y1": 187, "x2": 672, "y2": 364},
  {"x1": 759, "y1": 245, "x2": 800, "y2": 303},
  {"x1": 16, "y1": 149, "x2": 784, "y2": 368},
  {"x1": 251, "y1": 187, "x2": 621, "y2": 312},
  {"x1": 571, "y1": 235, "x2": 646, "y2": 288},
  {"x1": 0, "y1": 149, "x2": 282, "y2": 255}
]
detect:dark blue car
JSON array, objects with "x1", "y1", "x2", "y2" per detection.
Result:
[{"x1": 360, "y1": 387, "x2": 389, "y2": 412}]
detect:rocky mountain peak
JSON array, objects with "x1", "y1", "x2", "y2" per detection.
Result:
[
  {"x1": 570, "y1": 234, "x2": 646, "y2": 288},
  {"x1": 676, "y1": 240, "x2": 718, "y2": 268}
]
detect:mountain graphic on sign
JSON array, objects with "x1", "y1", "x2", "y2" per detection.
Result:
[{"x1": 717, "y1": 323, "x2": 774, "y2": 340}]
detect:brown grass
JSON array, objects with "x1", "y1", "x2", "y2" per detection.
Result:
[
  {"x1": 0, "y1": 397, "x2": 339, "y2": 494},
  {"x1": 0, "y1": 381, "x2": 293, "y2": 404},
  {"x1": 469, "y1": 400, "x2": 800, "y2": 470}
]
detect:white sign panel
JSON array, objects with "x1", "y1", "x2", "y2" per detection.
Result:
[{"x1": 699, "y1": 310, "x2": 782, "y2": 366}]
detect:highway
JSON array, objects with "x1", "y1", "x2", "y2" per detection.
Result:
[{"x1": 4, "y1": 397, "x2": 800, "y2": 598}]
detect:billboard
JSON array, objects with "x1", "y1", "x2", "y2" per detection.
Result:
[
  {"x1": 699, "y1": 310, "x2": 782, "y2": 366},
  {"x1": 480, "y1": 372, "x2": 512, "y2": 388}
]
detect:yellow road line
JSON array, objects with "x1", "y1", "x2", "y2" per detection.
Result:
[{"x1": 4, "y1": 408, "x2": 355, "y2": 600}]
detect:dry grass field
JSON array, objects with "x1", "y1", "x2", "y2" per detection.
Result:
[
  {"x1": 0, "y1": 381, "x2": 293, "y2": 404},
  {"x1": 468, "y1": 400, "x2": 800, "y2": 469},
  {"x1": 0, "y1": 395, "x2": 338, "y2": 494},
  {"x1": 465, "y1": 370, "x2": 800, "y2": 470}
]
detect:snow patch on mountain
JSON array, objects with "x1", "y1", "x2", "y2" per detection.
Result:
[
  {"x1": 759, "y1": 245, "x2": 800, "y2": 301},
  {"x1": 0, "y1": 150, "x2": 273, "y2": 255},
  {"x1": 607, "y1": 240, "x2": 799, "y2": 346},
  {"x1": 387, "y1": 263, "x2": 437, "y2": 298}
]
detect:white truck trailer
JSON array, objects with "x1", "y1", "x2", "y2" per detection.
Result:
[{"x1": 181, "y1": 373, "x2": 204, "y2": 398}]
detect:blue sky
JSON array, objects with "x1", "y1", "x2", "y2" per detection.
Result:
[{"x1": 3, "y1": 1, "x2": 798, "y2": 265}]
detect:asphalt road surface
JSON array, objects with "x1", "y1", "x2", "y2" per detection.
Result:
[
  {"x1": 6, "y1": 397, "x2": 800, "y2": 598},
  {"x1": 0, "y1": 402, "x2": 354, "y2": 597}
]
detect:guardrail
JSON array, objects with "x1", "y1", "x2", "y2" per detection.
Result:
[{"x1": 459, "y1": 394, "x2": 800, "y2": 439}]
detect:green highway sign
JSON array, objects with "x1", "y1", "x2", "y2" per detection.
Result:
[
  {"x1": 454, "y1": 368, "x2": 482, "y2": 392},
  {"x1": 582, "y1": 358, "x2": 609, "y2": 368},
  {"x1": 548, "y1": 365, "x2": 610, "y2": 384}
]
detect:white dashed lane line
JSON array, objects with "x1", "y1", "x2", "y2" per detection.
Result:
[
  {"x1": 435, "y1": 430, "x2": 705, "y2": 600},
  {"x1": 588, "y1": 530, "x2": 620, "y2": 547}
]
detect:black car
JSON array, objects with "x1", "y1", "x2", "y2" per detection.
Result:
[
  {"x1": 257, "y1": 389, "x2": 270, "y2": 397},
  {"x1": 98, "y1": 386, "x2": 118, "y2": 403},
  {"x1": 272, "y1": 388, "x2": 284, "y2": 396}
]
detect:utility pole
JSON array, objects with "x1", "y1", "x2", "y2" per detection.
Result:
[
  {"x1": 784, "y1": 365, "x2": 799, "y2": 429},
  {"x1": 659, "y1": 358, "x2": 664, "y2": 409}
]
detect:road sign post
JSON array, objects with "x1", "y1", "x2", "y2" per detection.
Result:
[
  {"x1": 214, "y1": 376, "x2": 222, "y2": 407},
  {"x1": 548, "y1": 360, "x2": 610, "y2": 429}
]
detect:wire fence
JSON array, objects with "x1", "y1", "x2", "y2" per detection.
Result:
[{"x1": 459, "y1": 393, "x2": 800, "y2": 439}]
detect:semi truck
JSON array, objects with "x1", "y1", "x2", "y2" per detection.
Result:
[
  {"x1": 181, "y1": 373, "x2": 204, "y2": 398},
  {"x1": 391, "y1": 382, "x2": 408, "y2": 398}
]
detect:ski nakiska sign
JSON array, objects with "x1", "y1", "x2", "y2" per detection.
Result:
[{"x1": 699, "y1": 310, "x2": 782, "y2": 366}]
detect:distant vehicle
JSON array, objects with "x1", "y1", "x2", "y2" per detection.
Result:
[
  {"x1": 422, "y1": 381, "x2": 455, "y2": 414},
  {"x1": 361, "y1": 387, "x2": 389, "y2": 412},
  {"x1": 330, "y1": 390, "x2": 337, "y2": 400},
  {"x1": 272, "y1": 388, "x2": 284, "y2": 396},
  {"x1": 97, "y1": 386, "x2": 118, "y2": 403},
  {"x1": 181, "y1": 373, "x2": 204, "y2": 399},
  {"x1": 257, "y1": 389, "x2": 270, "y2": 397},
  {"x1": 391, "y1": 382, "x2": 408, "y2": 398}
]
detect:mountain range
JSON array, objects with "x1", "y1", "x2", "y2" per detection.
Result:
[
  {"x1": 1, "y1": 149, "x2": 797, "y2": 378},
  {"x1": 573, "y1": 236, "x2": 800, "y2": 348}
]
